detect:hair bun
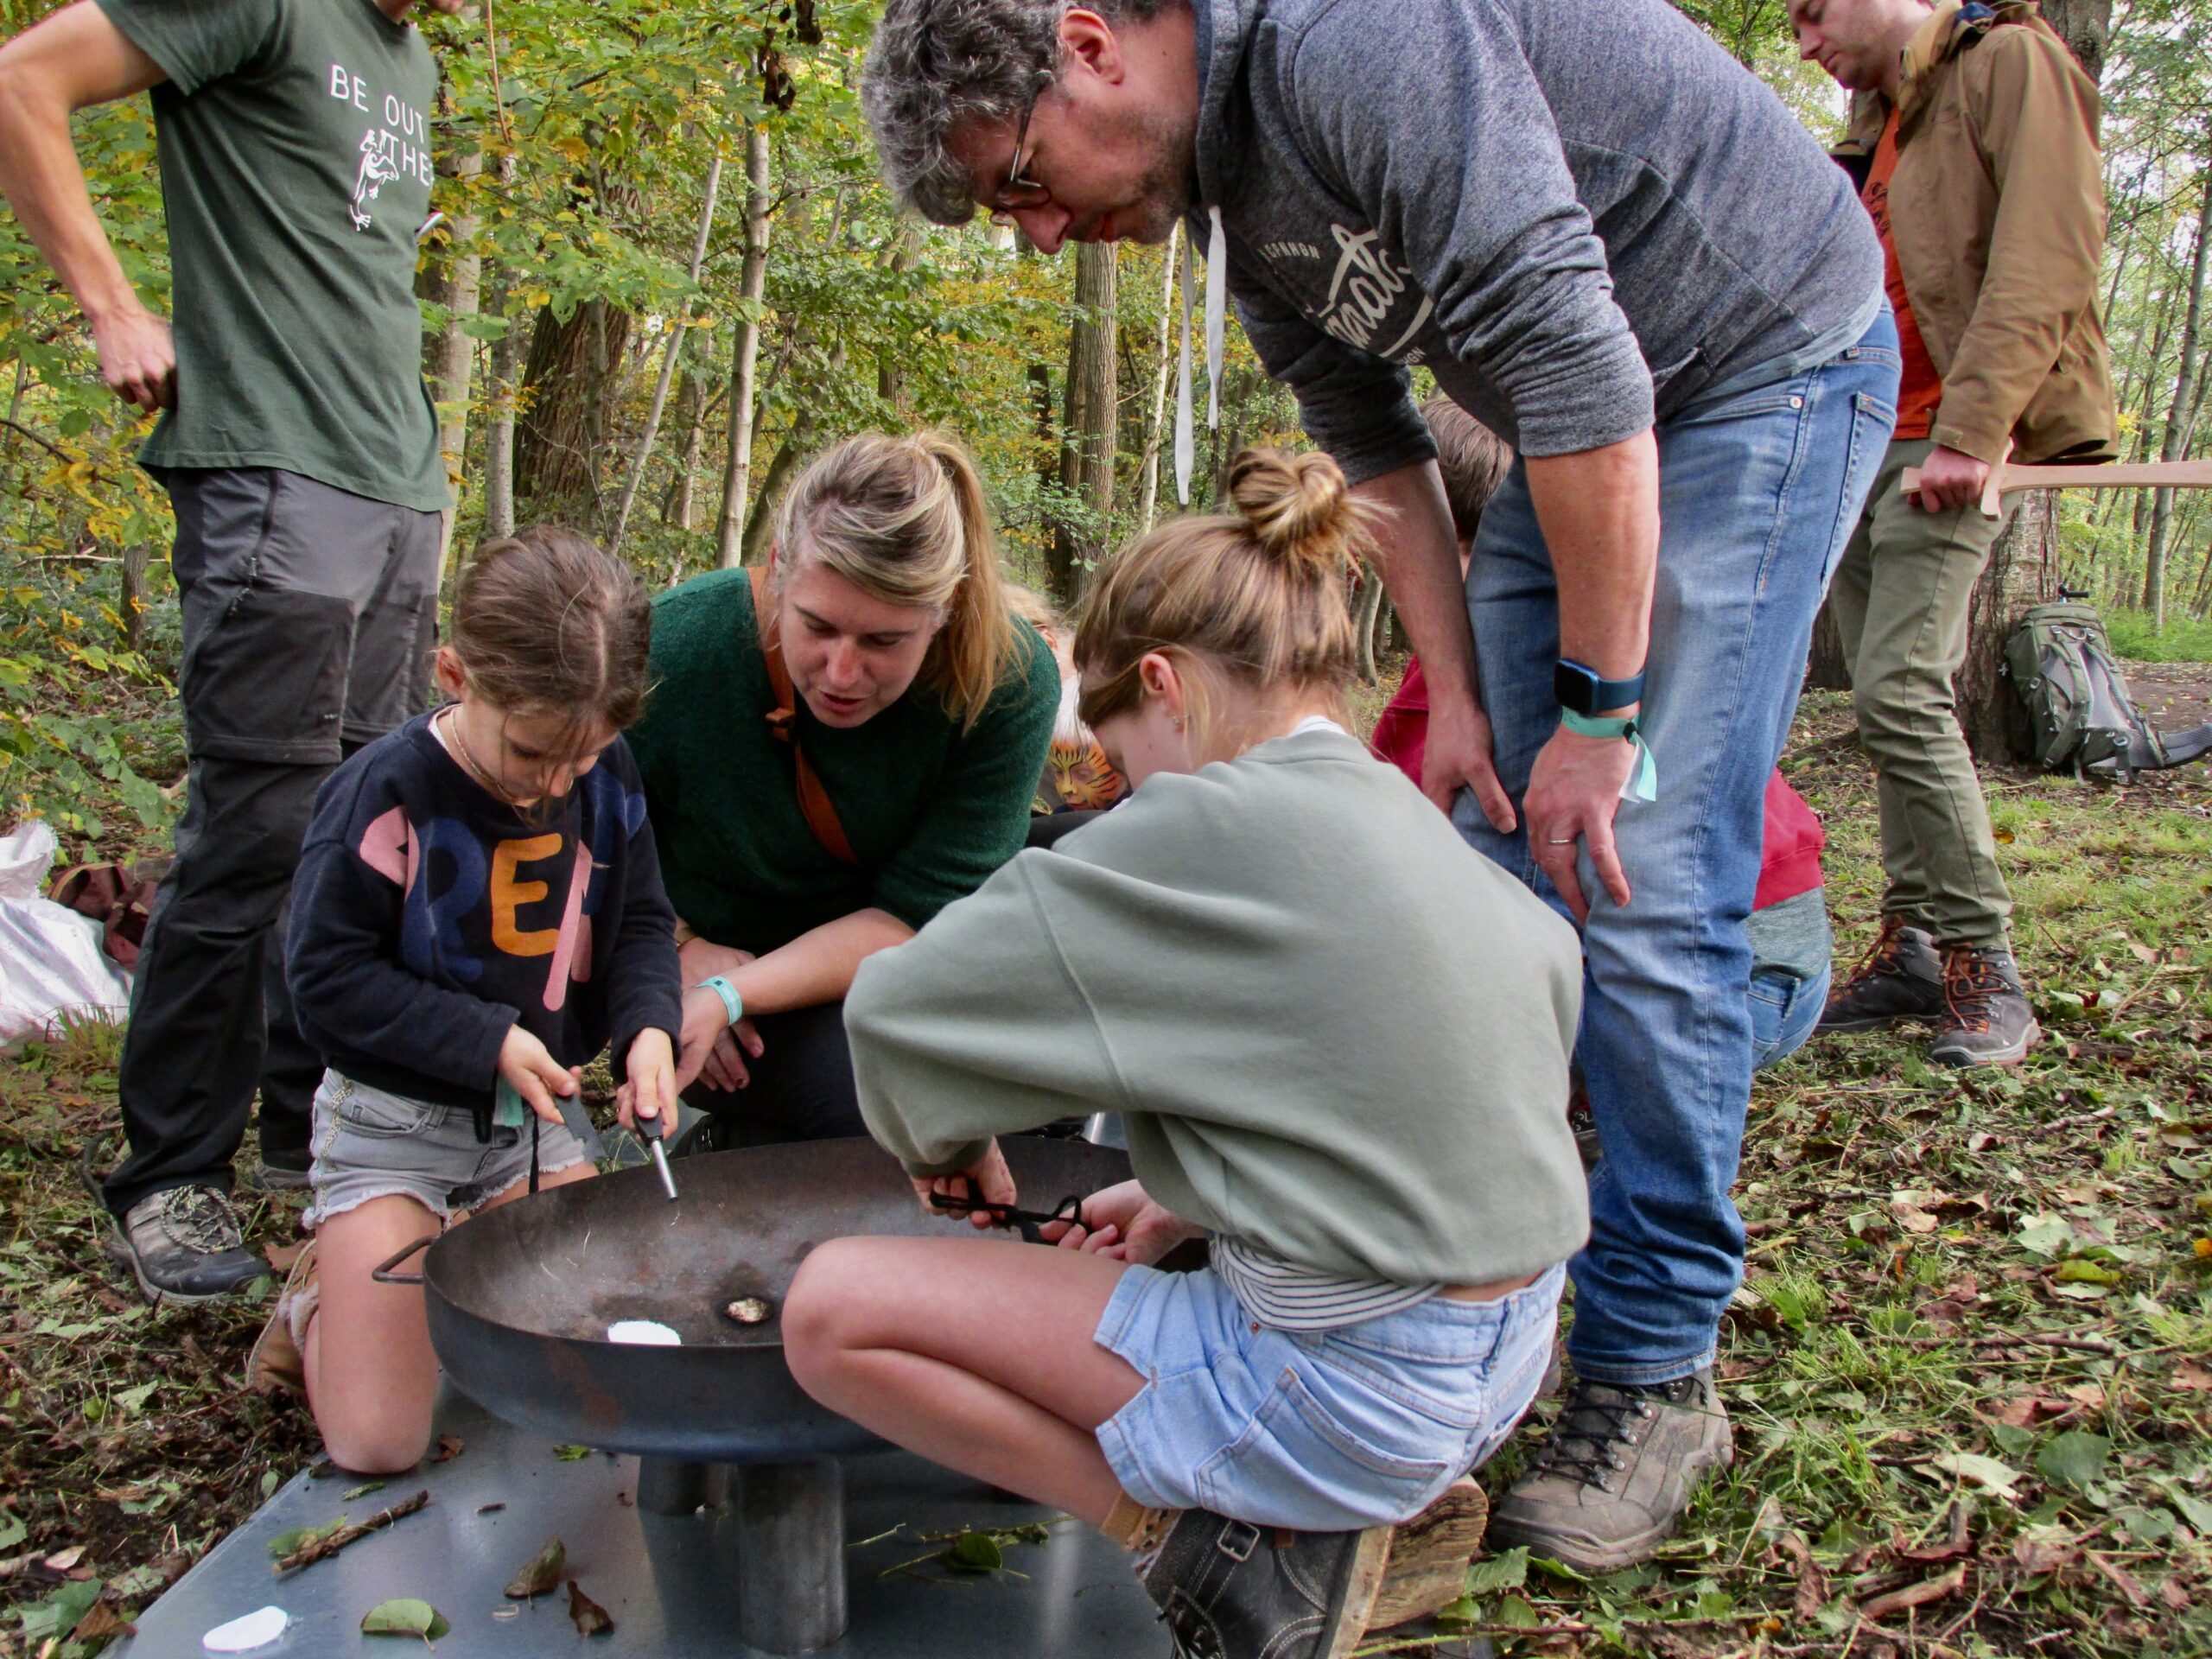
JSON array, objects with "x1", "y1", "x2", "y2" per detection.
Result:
[{"x1": 1227, "y1": 448, "x2": 1369, "y2": 577}]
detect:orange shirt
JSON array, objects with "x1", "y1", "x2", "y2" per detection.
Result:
[{"x1": 1861, "y1": 111, "x2": 1945, "y2": 442}]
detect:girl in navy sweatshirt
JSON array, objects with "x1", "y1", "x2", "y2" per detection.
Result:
[{"x1": 257, "y1": 526, "x2": 684, "y2": 1473}]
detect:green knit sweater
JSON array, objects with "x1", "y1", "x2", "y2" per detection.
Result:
[{"x1": 628, "y1": 567, "x2": 1058, "y2": 951}]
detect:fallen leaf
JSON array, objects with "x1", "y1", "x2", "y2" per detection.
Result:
[
  {"x1": 1891, "y1": 1195, "x2": 1941, "y2": 1235},
  {"x1": 505, "y1": 1537, "x2": 567, "y2": 1599},
  {"x1": 2173, "y1": 1360, "x2": 2212, "y2": 1393},
  {"x1": 1933, "y1": 1452, "x2": 2021, "y2": 1499},
  {"x1": 1993, "y1": 1393, "x2": 2064, "y2": 1429},
  {"x1": 2088, "y1": 1553, "x2": 2148, "y2": 1606},
  {"x1": 263, "y1": 1240, "x2": 307, "y2": 1273},
  {"x1": 361, "y1": 1599, "x2": 450, "y2": 1639},
  {"x1": 44, "y1": 1546, "x2": 86, "y2": 1572},
  {"x1": 430, "y1": 1434, "x2": 465, "y2": 1464},
  {"x1": 1859, "y1": 1562, "x2": 1966, "y2": 1621},
  {"x1": 475, "y1": 1503, "x2": 505, "y2": 1516},
  {"x1": 553, "y1": 1444, "x2": 590, "y2": 1461},
  {"x1": 1899, "y1": 1503, "x2": 1973, "y2": 1564},
  {"x1": 69, "y1": 1597, "x2": 135, "y2": 1644},
  {"x1": 941, "y1": 1530, "x2": 1004, "y2": 1573},
  {"x1": 2062, "y1": 1382, "x2": 2107, "y2": 1412},
  {"x1": 1778, "y1": 1531, "x2": 1828, "y2": 1620},
  {"x1": 2013, "y1": 1526, "x2": 2079, "y2": 1574},
  {"x1": 2161, "y1": 1576, "x2": 2194, "y2": 1611},
  {"x1": 341, "y1": 1482, "x2": 386, "y2": 1502},
  {"x1": 2036, "y1": 1431, "x2": 2111, "y2": 1493},
  {"x1": 568, "y1": 1580, "x2": 615, "y2": 1637}
]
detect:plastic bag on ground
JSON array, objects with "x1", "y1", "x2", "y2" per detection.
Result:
[{"x1": 0, "y1": 820, "x2": 131, "y2": 1046}]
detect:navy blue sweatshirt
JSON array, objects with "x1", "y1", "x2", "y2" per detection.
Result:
[{"x1": 288, "y1": 711, "x2": 684, "y2": 1138}]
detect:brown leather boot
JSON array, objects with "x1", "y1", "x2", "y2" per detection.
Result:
[
  {"x1": 1817, "y1": 917, "x2": 1944, "y2": 1033},
  {"x1": 1930, "y1": 944, "x2": 2039, "y2": 1067}
]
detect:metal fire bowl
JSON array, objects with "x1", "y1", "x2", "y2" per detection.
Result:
[{"x1": 422, "y1": 1135, "x2": 1133, "y2": 1465}]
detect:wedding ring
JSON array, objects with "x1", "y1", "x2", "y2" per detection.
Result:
[{"x1": 1546, "y1": 836, "x2": 1577, "y2": 845}]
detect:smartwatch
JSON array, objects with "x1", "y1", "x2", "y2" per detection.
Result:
[{"x1": 1554, "y1": 658, "x2": 1646, "y2": 717}]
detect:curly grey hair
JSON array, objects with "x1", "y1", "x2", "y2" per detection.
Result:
[{"x1": 863, "y1": 0, "x2": 1177, "y2": 226}]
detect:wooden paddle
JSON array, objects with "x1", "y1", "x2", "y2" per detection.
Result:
[{"x1": 1901, "y1": 455, "x2": 2212, "y2": 519}]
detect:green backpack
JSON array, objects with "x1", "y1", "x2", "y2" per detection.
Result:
[{"x1": 2004, "y1": 598, "x2": 2212, "y2": 778}]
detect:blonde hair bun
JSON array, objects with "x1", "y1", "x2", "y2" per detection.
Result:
[{"x1": 1227, "y1": 448, "x2": 1370, "y2": 577}]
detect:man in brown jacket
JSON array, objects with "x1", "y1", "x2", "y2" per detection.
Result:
[{"x1": 1792, "y1": 0, "x2": 2117, "y2": 1066}]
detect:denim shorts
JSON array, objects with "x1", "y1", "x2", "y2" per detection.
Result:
[
  {"x1": 1094, "y1": 1262, "x2": 1565, "y2": 1531},
  {"x1": 302, "y1": 1071, "x2": 588, "y2": 1229}
]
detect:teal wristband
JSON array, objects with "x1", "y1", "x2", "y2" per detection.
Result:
[
  {"x1": 696, "y1": 975, "x2": 743, "y2": 1027},
  {"x1": 1560, "y1": 709, "x2": 1659, "y2": 803}
]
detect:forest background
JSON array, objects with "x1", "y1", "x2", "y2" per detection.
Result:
[{"x1": 2, "y1": 0, "x2": 2209, "y2": 848}]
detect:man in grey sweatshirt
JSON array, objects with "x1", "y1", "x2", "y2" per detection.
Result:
[{"x1": 864, "y1": 0, "x2": 1894, "y2": 1570}]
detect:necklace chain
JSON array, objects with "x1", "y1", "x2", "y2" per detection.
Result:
[{"x1": 442, "y1": 706, "x2": 514, "y2": 804}]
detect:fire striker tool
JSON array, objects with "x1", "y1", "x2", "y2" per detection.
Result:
[{"x1": 642, "y1": 1114, "x2": 679, "y2": 1203}]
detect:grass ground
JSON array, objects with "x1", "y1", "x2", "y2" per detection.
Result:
[{"x1": 1, "y1": 676, "x2": 2209, "y2": 1656}]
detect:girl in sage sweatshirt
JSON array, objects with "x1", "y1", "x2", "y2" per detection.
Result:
[{"x1": 783, "y1": 450, "x2": 1588, "y2": 1659}]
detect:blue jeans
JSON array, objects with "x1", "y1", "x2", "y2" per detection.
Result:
[
  {"x1": 1455, "y1": 311, "x2": 1898, "y2": 1385},
  {"x1": 1750, "y1": 960, "x2": 1830, "y2": 1071}
]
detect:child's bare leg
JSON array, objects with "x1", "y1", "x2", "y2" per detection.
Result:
[
  {"x1": 784, "y1": 1236, "x2": 1144, "y2": 1526},
  {"x1": 304, "y1": 1193, "x2": 444, "y2": 1473},
  {"x1": 305, "y1": 1160, "x2": 592, "y2": 1471},
  {"x1": 477, "y1": 1154, "x2": 594, "y2": 1212}
]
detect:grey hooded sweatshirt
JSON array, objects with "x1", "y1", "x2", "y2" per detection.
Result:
[{"x1": 1185, "y1": 0, "x2": 1885, "y2": 477}]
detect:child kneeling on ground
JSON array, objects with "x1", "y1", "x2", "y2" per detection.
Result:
[
  {"x1": 252, "y1": 526, "x2": 685, "y2": 1474},
  {"x1": 783, "y1": 451, "x2": 1591, "y2": 1659}
]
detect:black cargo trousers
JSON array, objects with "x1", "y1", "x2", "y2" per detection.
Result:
[{"x1": 104, "y1": 469, "x2": 441, "y2": 1218}]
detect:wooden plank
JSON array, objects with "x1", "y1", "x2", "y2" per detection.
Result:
[{"x1": 1900, "y1": 458, "x2": 2212, "y2": 518}]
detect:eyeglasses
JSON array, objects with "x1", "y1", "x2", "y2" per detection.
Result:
[{"x1": 983, "y1": 86, "x2": 1052, "y2": 219}]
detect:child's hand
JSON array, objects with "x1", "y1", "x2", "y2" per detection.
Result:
[
  {"x1": 498, "y1": 1024, "x2": 582, "y2": 1125},
  {"x1": 675, "y1": 985, "x2": 763, "y2": 1093},
  {"x1": 911, "y1": 1139, "x2": 1016, "y2": 1226},
  {"x1": 618, "y1": 1028, "x2": 676, "y2": 1139},
  {"x1": 1046, "y1": 1178, "x2": 1200, "y2": 1265}
]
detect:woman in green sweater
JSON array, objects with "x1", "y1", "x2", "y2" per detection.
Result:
[
  {"x1": 632, "y1": 431, "x2": 1057, "y2": 1141},
  {"x1": 782, "y1": 451, "x2": 1592, "y2": 1659}
]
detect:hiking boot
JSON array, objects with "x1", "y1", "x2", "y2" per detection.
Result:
[
  {"x1": 1929, "y1": 944, "x2": 2040, "y2": 1067},
  {"x1": 1488, "y1": 1370, "x2": 1732, "y2": 1574},
  {"x1": 111, "y1": 1185, "x2": 268, "y2": 1304},
  {"x1": 248, "y1": 1239, "x2": 319, "y2": 1397},
  {"x1": 242, "y1": 1144, "x2": 312, "y2": 1193},
  {"x1": 1816, "y1": 918, "x2": 1944, "y2": 1033},
  {"x1": 1141, "y1": 1510, "x2": 1390, "y2": 1659}
]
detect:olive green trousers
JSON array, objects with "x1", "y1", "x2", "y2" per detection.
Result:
[{"x1": 1825, "y1": 439, "x2": 2013, "y2": 950}]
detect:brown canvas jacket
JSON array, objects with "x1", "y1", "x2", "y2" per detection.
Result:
[{"x1": 1834, "y1": 0, "x2": 2118, "y2": 465}]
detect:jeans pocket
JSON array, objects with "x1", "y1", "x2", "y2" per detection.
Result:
[
  {"x1": 1821, "y1": 392, "x2": 1899, "y2": 593},
  {"x1": 330, "y1": 1078, "x2": 441, "y2": 1140},
  {"x1": 1195, "y1": 1366, "x2": 1457, "y2": 1526}
]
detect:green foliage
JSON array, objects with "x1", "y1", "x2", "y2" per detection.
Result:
[{"x1": 2107, "y1": 608, "x2": 2212, "y2": 662}]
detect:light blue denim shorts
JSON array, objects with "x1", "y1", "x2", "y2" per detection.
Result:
[
  {"x1": 303, "y1": 1071, "x2": 588, "y2": 1229},
  {"x1": 1093, "y1": 1262, "x2": 1564, "y2": 1530}
]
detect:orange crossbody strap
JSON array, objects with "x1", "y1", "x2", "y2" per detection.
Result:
[{"x1": 749, "y1": 565, "x2": 861, "y2": 868}]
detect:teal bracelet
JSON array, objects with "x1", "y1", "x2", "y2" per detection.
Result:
[
  {"x1": 1560, "y1": 709, "x2": 1659, "y2": 803},
  {"x1": 696, "y1": 975, "x2": 743, "y2": 1027}
]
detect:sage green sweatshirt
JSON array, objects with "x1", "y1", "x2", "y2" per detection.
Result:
[{"x1": 845, "y1": 728, "x2": 1592, "y2": 1287}]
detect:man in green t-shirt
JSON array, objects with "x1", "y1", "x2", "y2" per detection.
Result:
[{"x1": 0, "y1": 0, "x2": 458, "y2": 1301}]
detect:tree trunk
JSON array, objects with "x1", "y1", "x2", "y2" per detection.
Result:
[
  {"x1": 422, "y1": 133, "x2": 484, "y2": 581},
  {"x1": 119, "y1": 543, "x2": 149, "y2": 652},
  {"x1": 740, "y1": 423, "x2": 809, "y2": 568},
  {"x1": 1048, "y1": 241, "x2": 1117, "y2": 607},
  {"x1": 1805, "y1": 603, "x2": 1852, "y2": 691},
  {"x1": 480, "y1": 154, "x2": 523, "y2": 543},
  {"x1": 715, "y1": 126, "x2": 774, "y2": 568},
  {"x1": 663, "y1": 365, "x2": 705, "y2": 530},
  {"x1": 2144, "y1": 166, "x2": 2212, "y2": 626},
  {"x1": 1954, "y1": 0, "x2": 2110, "y2": 757},
  {"x1": 514, "y1": 297, "x2": 632, "y2": 518},
  {"x1": 1135, "y1": 226, "x2": 1179, "y2": 535},
  {"x1": 876, "y1": 226, "x2": 923, "y2": 412},
  {"x1": 608, "y1": 149, "x2": 723, "y2": 556}
]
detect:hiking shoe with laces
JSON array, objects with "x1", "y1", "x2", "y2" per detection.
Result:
[
  {"x1": 1489, "y1": 1370, "x2": 1732, "y2": 1573},
  {"x1": 1141, "y1": 1509, "x2": 1391, "y2": 1659},
  {"x1": 1929, "y1": 944, "x2": 2039, "y2": 1068},
  {"x1": 1816, "y1": 918, "x2": 1944, "y2": 1033},
  {"x1": 242, "y1": 1143, "x2": 313, "y2": 1192},
  {"x1": 111, "y1": 1185, "x2": 268, "y2": 1304}
]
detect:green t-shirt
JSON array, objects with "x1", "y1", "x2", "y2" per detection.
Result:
[
  {"x1": 628, "y1": 568, "x2": 1060, "y2": 951},
  {"x1": 97, "y1": 0, "x2": 446, "y2": 510}
]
